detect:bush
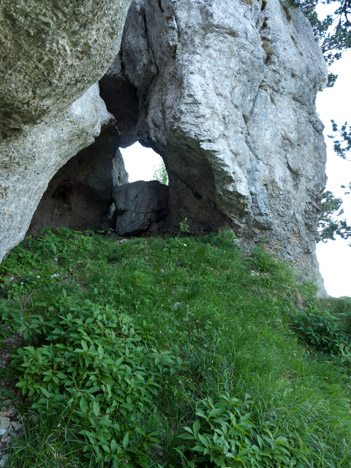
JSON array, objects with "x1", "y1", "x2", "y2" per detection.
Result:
[
  {"x1": 290, "y1": 308, "x2": 350, "y2": 354},
  {"x1": 9, "y1": 297, "x2": 184, "y2": 466},
  {"x1": 177, "y1": 393, "x2": 303, "y2": 467}
]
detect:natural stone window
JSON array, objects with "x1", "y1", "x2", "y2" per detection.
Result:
[
  {"x1": 0, "y1": 0, "x2": 328, "y2": 289},
  {"x1": 27, "y1": 125, "x2": 126, "y2": 235},
  {"x1": 120, "y1": 142, "x2": 166, "y2": 184},
  {"x1": 28, "y1": 137, "x2": 170, "y2": 237}
]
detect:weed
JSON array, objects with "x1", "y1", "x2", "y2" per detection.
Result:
[
  {"x1": 178, "y1": 217, "x2": 190, "y2": 234},
  {"x1": 177, "y1": 393, "x2": 304, "y2": 467}
]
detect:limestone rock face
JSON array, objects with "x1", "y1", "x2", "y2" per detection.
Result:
[
  {"x1": 28, "y1": 126, "x2": 128, "y2": 235},
  {"x1": 0, "y1": 0, "x2": 132, "y2": 132},
  {"x1": 114, "y1": 181, "x2": 169, "y2": 236},
  {"x1": 0, "y1": 0, "x2": 131, "y2": 262},
  {"x1": 112, "y1": 0, "x2": 327, "y2": 280},
  {"x1": 0, "y1": 85, "x2": 112, "y2": 262}
]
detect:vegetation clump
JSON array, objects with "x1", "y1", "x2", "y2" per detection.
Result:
[{"x1": 0, "y1": 228, "x2": 351, "y2": 466}]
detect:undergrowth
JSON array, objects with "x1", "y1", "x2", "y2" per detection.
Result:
[{"x1": 0, "y1": 228, "x2": 350, "y2": 467}]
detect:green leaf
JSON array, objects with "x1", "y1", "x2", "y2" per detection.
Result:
[
  {"x1": 197, "y1": 433, "x2": 209, "y2": 448},
  {"x1": 110, "y1": 439, "x2": 118, "y2": 452},
  {"x1": 38, "y1": 386, "x2": 51, "y2": 398},
  {"x1": 178, "y1": 433, "x2": 195, "y2": 440},
  {"x1": 208, "y1": 406, "x2": 226, "y2": 418},
  {"x1": 80, "y1": 396, "x2": 88, "y2": 413},
  {"x1": 93, "y1": 400, "x2": 100, "y2": 417},
  {"x1": 193, "y1": 420, "x2": 201, "y2": 436},
  {"x1": 81, "y1": 340, "x2": 88, "y2": 351},
  {"x1": 122, "y1": 431, "x2": 129, "y2": 449},
  {"x1": 86, "y1": 386, "x2": 101, "y2": 394}
]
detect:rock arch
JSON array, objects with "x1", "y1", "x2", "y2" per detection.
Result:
[
  {"x1": 0, "y1": 0, "x2": 328, "y2": 287},
  {"x1": 99, "y1": 0, "x2": 327, "y2": 280}
]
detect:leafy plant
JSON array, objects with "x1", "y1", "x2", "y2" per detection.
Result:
[
  {"x1": 179, "y1": 217, "x2": 190, "y2": 234},
  {"x1": 9, "y1": 298, "x2": 184, "y2": 466},
  {"x1": 177, "y1": 393, "x2": 302, "y2": 467},
  {"x1": 153, "y1": 160, "x2": 168, "y2": 185},
  {"x1": 290, "y1": 308, "x2": 350, "y2": 353}
]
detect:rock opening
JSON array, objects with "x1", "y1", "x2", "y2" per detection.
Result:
[
  {"x1": 28, "y1": 125, "x2": 128, "y2": 235},
  {"x1": 28, "y1": 137, "x2": 170, "y2": 237},
  {"x1": 120, "y1": 142, "x2": 167, "y2": 184}
]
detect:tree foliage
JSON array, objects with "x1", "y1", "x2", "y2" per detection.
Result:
[
  {"x1": 331, "y1": 120, "x2": 351, "y2": 160},
  {"x1": 319, "y1": 191, "x2": 351, "y2": 242},
  {"x1": 153, "y1": 160, "x2": 168, "y2": 185},
  {"x1": 293, "y1": 0, "x2": 351, "y2": 66}
]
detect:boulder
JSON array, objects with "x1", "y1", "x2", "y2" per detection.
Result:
[
  {"x1": 114, "y1": 181, "x2": 169, "y2": 235},
  {"x1": 105, "y1": 0, "x2": 327, "y2": 282}
]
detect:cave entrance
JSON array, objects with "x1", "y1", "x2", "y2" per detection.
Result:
[{"x1": 27, "y1": 134, "x2": 170, "y2": 238}]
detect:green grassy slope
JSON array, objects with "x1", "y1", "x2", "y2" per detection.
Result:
[{"x1": 0, "y1": 229, "x2": 350, "y2": 467}]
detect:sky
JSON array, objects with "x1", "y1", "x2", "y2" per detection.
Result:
[
  {"x1": 122, "y1": 143, "x2": 163, "y2": 183},
  {"x1": 315, "y1": 50, "x2": 351, "y2": 297},
  {"x1": 120, "y1": 47, "x2": 351, "y2": 299}
]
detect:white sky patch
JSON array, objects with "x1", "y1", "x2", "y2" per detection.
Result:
[
  {"x1": 120, "y1": 142, "x2": 163, "y2": 183},
  {"x1": 316, "y1": 49, "x2": 351, "y2": 297}
]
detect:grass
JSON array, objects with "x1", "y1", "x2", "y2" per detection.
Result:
[{"x1": 0, "y1": 228, "x2": 350, "y2": 467}]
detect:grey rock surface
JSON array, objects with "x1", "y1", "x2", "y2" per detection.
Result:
[
  {"x1": 0, "y1": 0, "x2": 131, "y2": 262},
  {"x1": 114, "y1": 181, "x2": 169, "y2": 235},
  {"x1": 115, "y1": 0, "x2": 327, "y2": 282},
  {"x1": 0, "y1": 0, "x2": 132, "y2": 132},
  {"x1": 28, "y1": 125, "x2": 128, "y2": 234},
  {"x1": 0, "y1": 85, "x2": 112, "y2": 263}
]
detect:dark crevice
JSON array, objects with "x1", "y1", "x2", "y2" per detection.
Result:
[{"x1": 158, "y1": 0, "x2": 165, "y2": 13}]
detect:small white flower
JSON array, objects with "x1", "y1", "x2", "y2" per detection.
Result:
[
  {"x1": 20, "y1": 282, "x2": 24, "y2": 285},
  {"x1": 36, "y1": 275, "x2": 41, "y2": 279},
  {"x1": 51, "y1": 273, "x2": 60, "y2": 278},
  {"x1": 183, "y1": 244, "x2": 187, "y2": 247}
]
